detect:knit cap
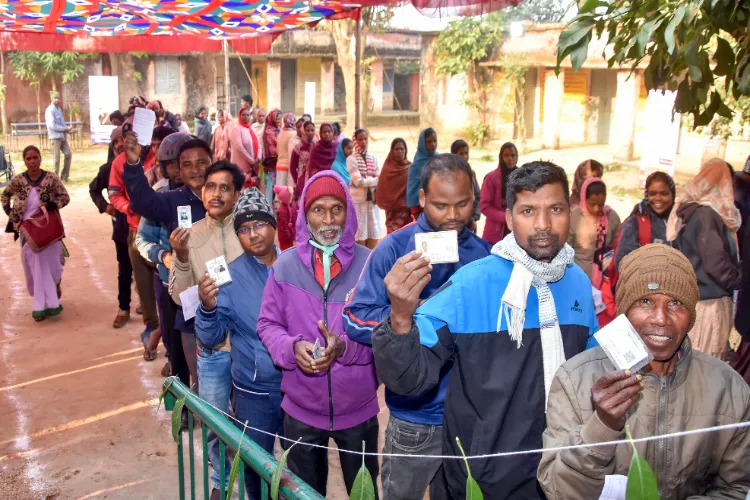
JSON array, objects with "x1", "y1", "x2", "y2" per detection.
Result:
[
  {"x1": 110, "y1": 126, "x2": 123, "y2": 141},
  {"x1": 304, "y1": 175, "x2": 347, "y2": 213},
  {"x1": 616, "y1": 244, "x2": 699, "y2": 330},
  {"x1": 233, "y1": 187, "x2": 277, "y2": 231}
]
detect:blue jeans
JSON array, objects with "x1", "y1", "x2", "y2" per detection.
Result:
[
  {"x1": 381, "y1": 415, "x2": 442, "y2": 500},
  {"x1": 197, "y1": 347, "x2": 232, "y2": 491},
  {"x1": 231, "y1": 384, "x2": 284, "y2": 500}
]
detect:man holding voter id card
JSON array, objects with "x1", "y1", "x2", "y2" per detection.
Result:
[
  {"x1": 538, "y1": 243, "x2": 750, "y2": 500},
  {"x1": 373, "y1": 161, "x2": 599, "y2": 499}
]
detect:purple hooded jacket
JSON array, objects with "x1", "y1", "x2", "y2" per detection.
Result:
[{"x1": 257, "y1": 170, "x2": 379, "y2": 431}]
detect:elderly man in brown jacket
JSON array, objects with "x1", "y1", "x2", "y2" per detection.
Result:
[{"x1": 538, "y1": 244, "x2": 750, "y2": 500}]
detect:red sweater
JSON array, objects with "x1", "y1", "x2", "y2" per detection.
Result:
[
  {"x1": 108, "y1": 151, "x2": 155, "y2": 231},
  {"x1": 276, "y1": 200, "x2": 298, "y2": 250},
  {"x1": 480, "y1": 167, "x2": 510, "y2": 245}
]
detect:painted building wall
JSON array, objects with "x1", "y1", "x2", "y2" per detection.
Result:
[{"x1": 295, "y1": 57, "x2": 321, "y2": 114}]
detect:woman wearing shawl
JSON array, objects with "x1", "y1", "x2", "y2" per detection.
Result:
[
  {"x1": 570, "y1": 159, "x2": 604, "y2": 207},
  {"x1": 251, "y1": 108, "x2": 267, "y2": 139},
  {"x1": 230, "y1": 106, "x2": 261, "y2": 175},
  {"x1": 480, "y1": 142, "x2": 518, "y2": 244},
  {"x1": 262, "y1": 109, "x2": 281, "y2": 201},
  {"x1": 194, "y1": 106, "x2": 212, "y2": 144},
  {"x1": 210, "y1": 109, "x2": 232, "y2": 161},
  {"x1": 288, "y1": 118, "x2": 305, "y2": 165},
  {"x1": 331, "y1": 138, "x2": 353, "y2": 185},
  {"x1": 668, "y1": 159, "x2": 742, "y2": 360},
  {"x1": 276, "y1": 112, "x2": 297, "y2": 189},
  {"x1": 2, "y1": 145, "x2": 70, "y2": 321},
  {"x1": 303, "y1": 123, "x2": 338, "y2": 192},
  {"x1": 406, "y1": 128, "x2": 438, "y2": 219},
  {"x1": 376, "y1": 138, "x2": 411, "y2": 234},
  {"x1": 347, "y1": 128, "x2": 382, "y2": 248},
  {"x1": 290, "y1": 120, "x2": 316, "y2": 196}
]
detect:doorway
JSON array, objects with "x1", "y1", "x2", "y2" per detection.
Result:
[
  {"x1": 588, "y1": 69, "x2": 617, "y2": 144},
  {"x1": 281, "y1": 60, "x2": 297, "y2": 112},
  {"x1": 229, "y1": 56, "x2": 252, "y2": 117}
]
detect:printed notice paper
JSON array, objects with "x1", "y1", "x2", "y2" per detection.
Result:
[{"x1": 133, "y1": 107, "x2": 156, "y2": 146}]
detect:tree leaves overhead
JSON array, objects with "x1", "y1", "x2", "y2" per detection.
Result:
[
  {"x1": 434, "y1": 12, "x2": 505, "y2": 77},
  {"x1": 556, "y1": 0, "x2": 750, "y2": 127}
]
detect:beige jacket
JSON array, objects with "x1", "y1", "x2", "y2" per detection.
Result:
[
  {"x1": 538, "y1": 339, "x2": 750, "y2": 500},
  {"x1": 170, "y1": 213, "x2": 243, "y2": 351},
  {"x1": 568, "y1": 206, "x2": 621, "y2": 280}
]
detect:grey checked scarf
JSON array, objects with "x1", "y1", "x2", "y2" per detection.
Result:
[{"x1": 492, "y1": 232, "x2": 575, "y2": 407}]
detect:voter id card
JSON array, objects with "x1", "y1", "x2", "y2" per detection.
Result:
[
  {"x1": 177, "y1": 206, "x2": 192, "y2": 229},
  {"x1": 206, "y1": 256, "x2": 232, "y2": 287},
  {"x1": 594, "y1": 314, "x2": 653, "y2": 372},
  {"x1": 415, "y1": 230, "x2": 459, "y2": 264},
  {"x1": 312, "y1": 339, "x2": 323, "y2": 360}
]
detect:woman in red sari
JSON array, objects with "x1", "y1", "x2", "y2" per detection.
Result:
[
  {"x1": 376, "y1": 138, "x2": 411, "y2": 234},
  {"x1": 262, "y1": 109, "x2": 281, "y2": 200}
]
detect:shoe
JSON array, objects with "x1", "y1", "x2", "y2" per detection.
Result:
[
  {"x1": 113, "y1": 309, "x2": 130, "y2": 329},
  {"x1": 209, "y1": 488, "x2": 226, "y2": 500},
  {"x1": 136, "y1": 303, "x2": 143, "y2": 315}
]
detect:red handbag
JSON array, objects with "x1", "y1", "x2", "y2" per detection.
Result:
[{"x1": 19, "y1": 205, "x2": 65, "y2": 252}]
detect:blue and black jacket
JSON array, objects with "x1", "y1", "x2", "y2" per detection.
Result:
[
  {"x1": 343, "y1": 214, "x2": 491, "y2": 425},
  {"x1": 372, "y1": 254, "x2": 598, "y2": 499}
]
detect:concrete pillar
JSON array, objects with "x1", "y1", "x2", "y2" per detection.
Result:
[
  {"x1": 267, "y1": 58, "x2": 282, "y2": 111},
  {"x1": 612, "y1": 70, "x2": 641, "y2": 161},
  {"x1": 321, "y1": 58, "x2": 335, "y2": 114},
  {"x1": 542, "y1": 68, "x2": 563, "y2": 149},
  {"x1": 370, "y1": 59, "x2": 384, "y2": 113}
]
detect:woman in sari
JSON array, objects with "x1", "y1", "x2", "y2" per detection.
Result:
[
  {"x1": 251, "y1": 108, "x2": 267, "y2": 139},
  {"x1": 2, "y1": 145, "x2": 70, "y2": 321},
  {"x1": 406, "y1": 128, "x2": 438, "y2": 219},
  {"x1": 304, "y1": 122, "x2": 338, "y2": 187},
  {"x1": 331, "y1": 138, "x2": 353, "y2": 185},
  {"x1": 290, "y1": 121, "x2": 316, "y2": 197},
  {"x1": 276, "y1": 112, "x2": 297, "y2": 190},
  {"x1": 570, "y1": 159, "x2": 604, "y2": 208},
  {"x1": 230, "y1": 106, "x2": 261, "y2": 175},
  {"x1": 668, "y1": 159, "x2": 742, "y2": 360},
  {"x1": 480, "y1": 142, "x2": 518, "y2": 244},
  {"x1": 347, "y1": 128, "x2": 381, "y2": 248},
  {"x1": 376, "y1": 138, "x2": 411, "y2": 234},
  {"x1": 261, "y1": 109, "x2": 281, "y2": 201}
]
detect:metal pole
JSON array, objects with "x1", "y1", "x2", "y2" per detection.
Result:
[
  {"x1": 224, "y1": 40, "x2": 231, "y2": 114},
  {"x1": 354, "y1": 16, "x2": 361, "y2": 129}
]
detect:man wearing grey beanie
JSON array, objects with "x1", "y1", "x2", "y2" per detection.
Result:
[{"x1": 539, "y1": 244, "x2": 750, "y2": 500}]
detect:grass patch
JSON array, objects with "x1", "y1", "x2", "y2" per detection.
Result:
[{"x1": 9, "y1": 145, "x2": 110, "y2": 189}]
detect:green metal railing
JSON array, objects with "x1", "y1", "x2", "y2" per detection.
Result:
[{"x1": 162, "y1": 378, "x2": 325, "y2": 500}]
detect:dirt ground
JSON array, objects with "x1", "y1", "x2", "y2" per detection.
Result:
[{"x1": 0, "y1": 126, "x2": 723, "y2": 499}]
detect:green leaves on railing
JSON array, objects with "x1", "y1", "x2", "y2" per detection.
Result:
[
  {"x1": 171, "y1": 394, "x2": 187, "y2": 443},
  {"x1": 157, "y1": 377, "x2": 174, "y2": 412},
  {"x1": 625, "y1": 427, "x2": 659, "y2": 500},
  {"x1": 456, "y1": 437, "x2": 483, "y2": 500},
  {"x1": 271, "y1": 437, "x2": 298, "y2": 500},
  {"x1": 226, "y1": 423, "x2": 247, "y2": 500},
  {"x1": 350, "y1": 441, "x2": 375, "y2": 500}
]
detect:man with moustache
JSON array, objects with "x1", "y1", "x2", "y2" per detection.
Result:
[
  {"x1": 538, "y1": 244, "x2": 750, "y2": 500},
  {"x1": 372, "y1": 162, "x2": 599, "y2": 499},
  {"x1": 257, "y1": 171, "x2": 379, "y2": 498}
]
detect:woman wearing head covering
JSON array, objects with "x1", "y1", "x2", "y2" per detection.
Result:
[
  {"x1": 406, "y1": 128, "x2": 438, "y2": 219},
  {"x1": 2, "y1": 145, "x2": 70, "y2": 321},
  {"x1": 230, "y1": 106, "x2": 261, "y2": 175},
  {"x1": 304, "y1": 123, "x2": 338, "y2": 191},
  {"x1": 376, "y1": 138, "x2": 412, "y2": 234},
  {"x1": 290, "y1": 120, "x2": 316, "y2": 196},
  {"x1": 346, "y1": 128, "x2": 382, "y2": 248},
  {"x1": 613, "y1": 171, "x2": 676, "y2": 271},
  {"x1": 668, "y1": 159, "x2": 742, "y2": 360},
  {"x1": 570, "y1": 159, "x2": 604, "y2": 207},
  {"x1": 480, "y1": 142, "x2": 518, "y2": 244},
  {"x1": 276, "y1": 112, "x2": 297, "y2": 190},
  {"x1": 262, "y1": 109, "x2": 281, "y2": 201},
  {"x1": 193, "y1": 106, "x2": 212, "y2": 144},
  {"x1": 210, "y1": 109, "x2": 232, "y2": 162},
  {"x1": 251, "y1": 108, "x2": 267, "y2": 139},
  {"x1": 331, "y1": 138, "x2": 353, "y2": 185}
]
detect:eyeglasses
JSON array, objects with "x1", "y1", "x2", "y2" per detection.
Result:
[{"x1": 237, "y1": 221, "x2": 271, "y2": 235}]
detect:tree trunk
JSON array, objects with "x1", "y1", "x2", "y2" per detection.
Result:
[
  {"x1": 0, "y1": 51, "x2": 7, "y2": 135},
  {"x1": 331, "y1": 18, "x2": 369, "y2": 131},
  {"x1": 35, "y1": 84, "x2": 41, "y2": 130}
]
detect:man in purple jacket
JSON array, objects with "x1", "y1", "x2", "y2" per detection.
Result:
[{"x1": 258, "y1": 171, "x2": 379, "y2": 497}]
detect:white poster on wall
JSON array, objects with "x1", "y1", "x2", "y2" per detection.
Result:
[
  {"x1": 89, "y1": 76, "x2": 119, "y2": 144},
  {"x1": 639, "y1": 90, "x2": 681, "y2": 186},
  {"x1": 304, "y1": 82, "x2": 316, "y2": 123}
]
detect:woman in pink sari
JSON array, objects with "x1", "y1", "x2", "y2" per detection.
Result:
[
  {"x1": 230, "y1": 107, "x2": 261, "y2": 175},
  {"x1": 2, "y1": 146, "x2": 70, "y2": 321},
  {"x1": 290, "y1": 120, "x2": 316, "y2": 197}
]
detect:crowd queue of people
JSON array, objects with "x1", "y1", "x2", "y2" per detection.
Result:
[{"x1": 2, "y1": 89, "x2": 750, "y2": 500}]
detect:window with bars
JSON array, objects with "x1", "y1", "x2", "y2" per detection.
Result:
[{"x1": 155, "y1": 57, "x2": 180, "y2": 95}]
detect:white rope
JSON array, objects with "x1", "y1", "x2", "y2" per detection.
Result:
[{"x1": 165, "y1": 376, "x2": 750, "y2": 460}]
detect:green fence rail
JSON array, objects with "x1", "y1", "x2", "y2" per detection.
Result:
[{"x1": 162, "y1": 377, "x2": 325, "y2": 500}]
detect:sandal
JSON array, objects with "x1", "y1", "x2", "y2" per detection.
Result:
[
  {"x1": 143, "y1": 347, "x2": 158, "y2": 361},
  {"x1": 161, "y1": 361, "x2": 172, "y2": 377},
  {"x1": 34, "y1": 316, "x2": 46, "y2": 322}
]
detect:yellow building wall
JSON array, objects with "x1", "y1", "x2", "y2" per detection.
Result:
[
  {"x1": 296, "y1": 57, "x2": 322, "y2": 113},
  {"x1": 560, "y1": 68, "x2": 589, "y2": 144},
  {"x1": 252, "y1": 61, "x2": 268, "y2": 110}
]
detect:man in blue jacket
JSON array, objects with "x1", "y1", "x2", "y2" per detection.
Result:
[
  {"x1": 343, "y1": 154, "x2": 491, "y2": 499},
  {"x1": 195, "y1": 188, "x2": 282, "y2": 500}
]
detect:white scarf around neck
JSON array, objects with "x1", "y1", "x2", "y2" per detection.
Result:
[{"x1": 492, "y1": 232, "x2": 575, "y2": 408}]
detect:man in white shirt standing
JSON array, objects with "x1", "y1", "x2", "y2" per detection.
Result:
[{"x1": 45, "y1": 91, "x2": 73, "y2": 182}]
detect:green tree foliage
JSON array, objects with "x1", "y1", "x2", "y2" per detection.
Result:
[
  {"x1": 505, "y1": 0, "x2": 570, "y2": 23},
  {"x1": 556, "y1": 0, "x2": 750, "y2": 127}
]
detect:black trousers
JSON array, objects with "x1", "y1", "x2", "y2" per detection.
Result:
[
  {"x1": 160, "y1": 284, "x2": 190, "y2": 386},
  {"x1": 114, "y1": 239, "x2": 133, "y2": 312},
  {"x1": 282, "y1": 414, "x2": 379, "y2": 498}
]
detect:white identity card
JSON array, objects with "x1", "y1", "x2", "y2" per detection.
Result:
[
  {"x1": 594, "y1": 314, "x2": 653, "y2": 372},
  {"x1": 312, "y1": 338, "x2": 323, "y2": 360},
  {"x1": 133, "y1": 107, "x2": 156, "y2": 146},
  {"x1": 206, "y1": 256, "x2": 232, "y2": 287},
  {"x1": 177, "y1": 206, "x2": 192, "y2": 228},
  {"x1": 415, "y1": 230, "x2": 459, "y2": 264}
]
